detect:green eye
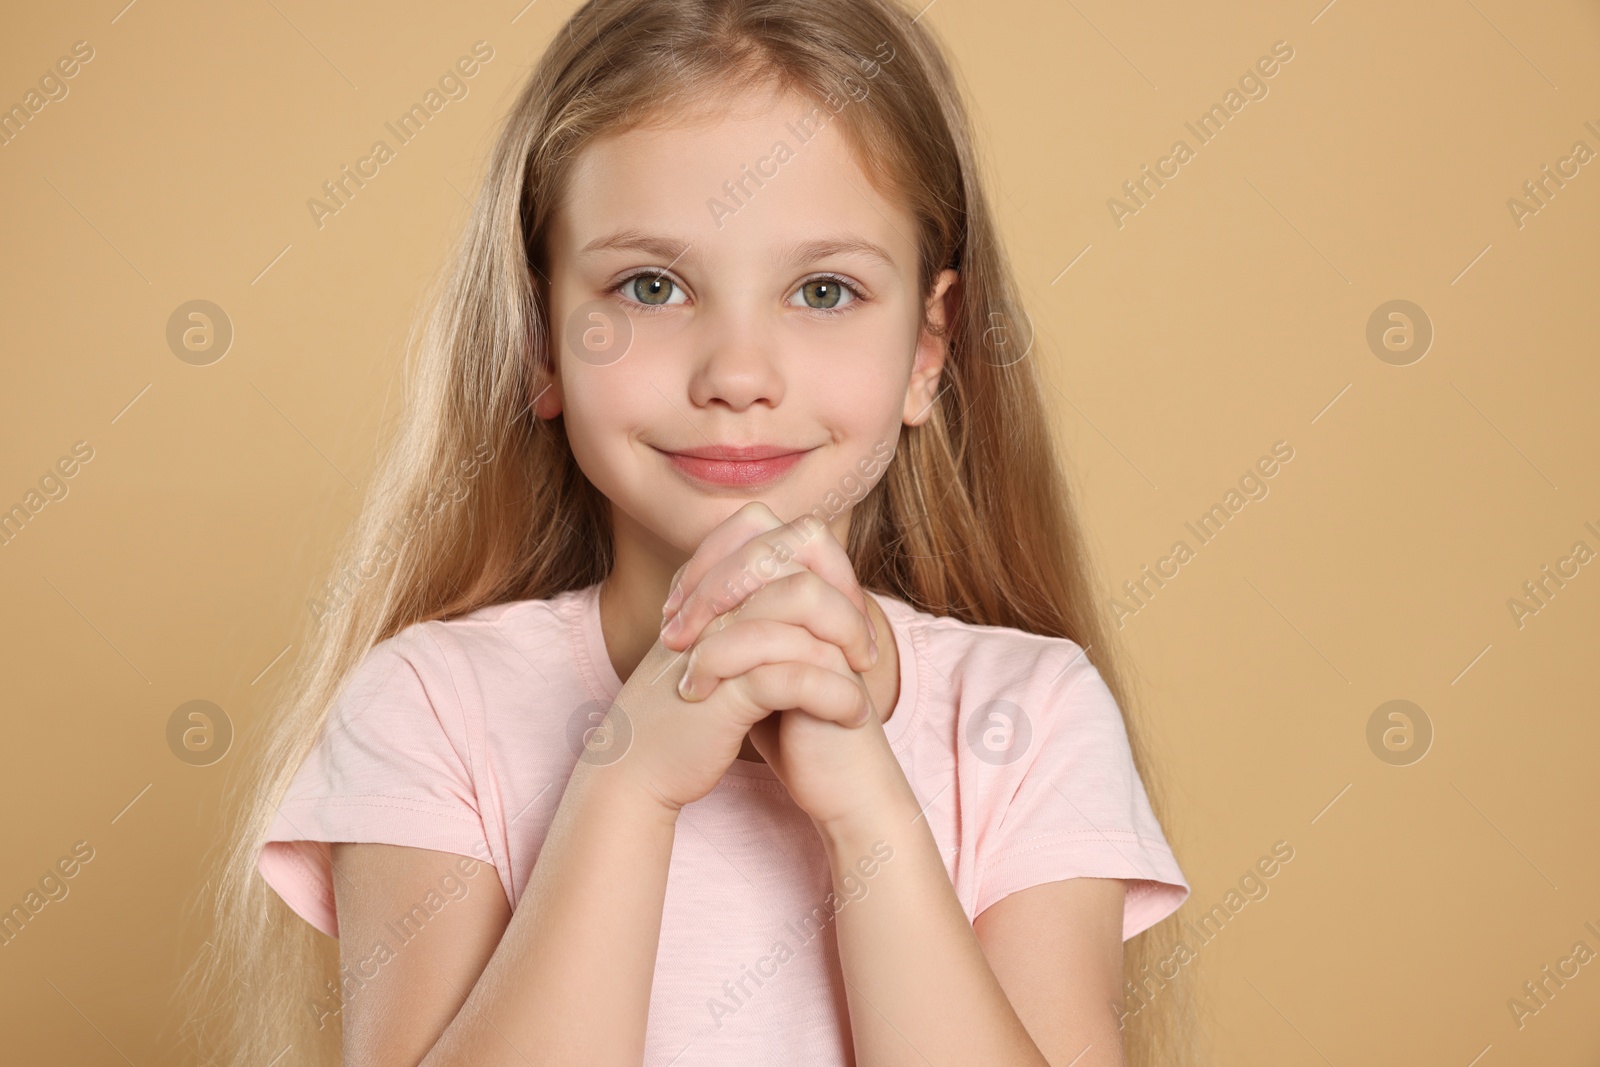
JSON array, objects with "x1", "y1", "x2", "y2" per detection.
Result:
[
  {"x1": 789, "y1": 275, "x2": 862, "y2": 313},
  {"x1": 799, "y1": 279, "x2": 844, "y2": 309},
  {"x1": 628, "y1": 273, "x2": 676, "y2": 305},
  {"x1": 616, "y1": 271, "x2": 862, "y2": 315}
]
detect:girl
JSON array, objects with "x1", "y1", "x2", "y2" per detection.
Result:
[{"x1": 183, "y1": 1, "x2": 1195, "y2": 1064}]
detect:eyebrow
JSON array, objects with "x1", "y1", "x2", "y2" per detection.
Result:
[{"x1": 577, "y1": 229, "x2": 898, "y2": 271}]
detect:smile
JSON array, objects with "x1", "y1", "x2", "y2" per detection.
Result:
[{"x1": 653, "y1": 445, "x2": 816, "y2": 488}]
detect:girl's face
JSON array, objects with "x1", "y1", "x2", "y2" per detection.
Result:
[{"x1": 541, "y1": 82, "x2": 957, "y2": 560}]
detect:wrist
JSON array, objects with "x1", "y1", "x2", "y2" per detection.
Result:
[
  {"x1": 572, "y1": 759, "x2": 683, "y2": 831},
  {"x1": 815, "y1": 781, "x2": 922, "y2": 857}
]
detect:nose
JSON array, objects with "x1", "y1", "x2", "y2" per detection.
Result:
[{"x1": 686, "y1": 303, "x2": 786, "y2": 412}]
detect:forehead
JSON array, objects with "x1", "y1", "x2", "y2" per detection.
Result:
[{"x1": 550, "y1": 86, "x2": 916, "y2": 272}]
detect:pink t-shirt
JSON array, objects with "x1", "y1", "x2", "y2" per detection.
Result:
[{"x1": 258, "y1": 581, "x2": 1188, "y2": 1062}]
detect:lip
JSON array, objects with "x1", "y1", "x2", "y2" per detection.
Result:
[
  {"x1": 654, "y1": 444, "x2": 816, "y2": 488},
  {"x1": 664, "y1": 443, "x2": 809, "y2": 460}
]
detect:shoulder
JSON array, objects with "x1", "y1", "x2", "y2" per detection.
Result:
[
  {"x1": 879, "y1": 592, "x2": 1104, "y2": 707},
  {"x1": 381, "y1": 586, "x2": 590, "y2": 684},
  {"x1": 872, "y1": 600, "x2": 1189, "y2": 936},
  {"x1": 875, "y1": 592, "x2": 1130, "y2": 783},
  {"x1": 328, "y1": 587, "x2": 592, "y2": 733}
]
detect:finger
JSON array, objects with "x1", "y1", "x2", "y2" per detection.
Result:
[
  {"x1": 678, "y1": 618, "x2": 852, "y2": 701},
  {"x1": 661, "y1": 501, "x2": 786, "y2": 626},
  {"x1": 674, "y1": 571, "x2": 875, "y2": 676},
  {"x1": 662, "y1": 548, "x2": 808, "y2": 652},
  {"x1": 733, "y1": 661, "x2": 872, "y2": 729},
  {"x1": 664, "y1": 512, "x2": 874, "y2": 652},
  {"x1": 738, "y1": 572, "x2": 877, "y2": 674}
]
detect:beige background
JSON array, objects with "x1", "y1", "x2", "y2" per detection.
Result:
[{"x1": 2, "y1": 0, "x2": 1597, "y2": 1063}]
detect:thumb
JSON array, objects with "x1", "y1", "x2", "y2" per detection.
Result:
[{"x1": 663, "y1": 562, "x2": 690, "y2": 615}]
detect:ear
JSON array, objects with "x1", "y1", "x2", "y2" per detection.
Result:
[
  {"x1": 532, "y1": 367, "x2": 563, "y2": 420},
  {"x1": 902, "y1": 268, "x2": 959, "y2": 428},
  {"x1": 531, "y1": 301, "x2": 564, "y2": 420}
]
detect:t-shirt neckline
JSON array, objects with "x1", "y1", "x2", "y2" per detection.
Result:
[{"x1": 573, "y1": 579, "x2": 919, "y2": 780}]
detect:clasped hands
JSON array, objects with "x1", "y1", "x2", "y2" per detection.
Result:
[{"x1": 632, "y1": 501, "x2": 908, "y2": 832}]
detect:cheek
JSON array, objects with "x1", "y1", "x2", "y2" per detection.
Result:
[
  {"x1": 807, "y1": 317, "x2": 915, "y2": 409},
  {"x1": 800, "y1": 370, "x2": 892, "y2": 427},
  {"x1": 560, "y1": 367, "x2": 651, "y2": 451},
  {"x1": 798, "y1": 314, "x2": 914, "y2": 384},
  {"x1": 553, "y1": 339, "x2": 656, "y2": 483}
]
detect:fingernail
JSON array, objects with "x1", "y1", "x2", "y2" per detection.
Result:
[
  {"x1": 869, "y1": 638, "x2": 879, "y2": 665},
  {"x1": 867, "y1": 613, "x2": 878, "y2": 641},
  {"x1": 661, "y1": 613, "x2": 682, "y2": 639},
  {"x1": 678, "y1": 672, "x2": 693, "y2": 699},
  {"x1": 664, "y1": 584, "x2": 683, "y2": 615}
]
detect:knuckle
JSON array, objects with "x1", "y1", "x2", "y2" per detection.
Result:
[
  {"x1": 766, "y1": 570, "x2": 804, "y2": 604},
  {"x1": 698, "y1": 633, "x2": 735, "y2": 674},
  {"x1": 806, "y1": 636, "x2": 845, "y2": 670},
  {"x1": 796, "y1": 573, "x2": 827, "y2": 611},
  {"x1": 723, "y1": 579, "x2": 754, "y2": 610},
  {"x1": 780, "y1": 660, "x2": 808, "y2": 691},
  {"x1": 755, "y1": 535, "x2": 797, "y2": 574},
  {"x1": 784, "y1": 512, "x2": 822, "y2": 544},
  {"x1": 760, "y1": 541, "x2": 800, "y2": 583},
  {"x1": 743, "y1": 664, "x2": 778, "y2": 706},
  {"x1": 741, "y1": 546, "x2": 777, "y2": 585},
  {"x1": 737, "y1": 502, "x2": 778, "y2": 534}
]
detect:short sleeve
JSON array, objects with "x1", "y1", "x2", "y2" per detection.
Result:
[
  {"x1": 256, "y1": 623, "x2": 488, "y2": 938},
  {"x1": 973, "y1": 653, "x2": 1189, "y2": 940}
]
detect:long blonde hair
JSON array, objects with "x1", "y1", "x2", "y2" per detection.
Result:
[{"x1": 176, "y1": 1, "x2": 1200, "y2": 1062}]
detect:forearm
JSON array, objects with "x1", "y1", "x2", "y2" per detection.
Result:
[
  {"x1": 820, "y1": 797, "x2": 1049, "y2": 1067},
  {"x1": 422, "y1": 762, "x2": 677, "y2": 1067}
]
